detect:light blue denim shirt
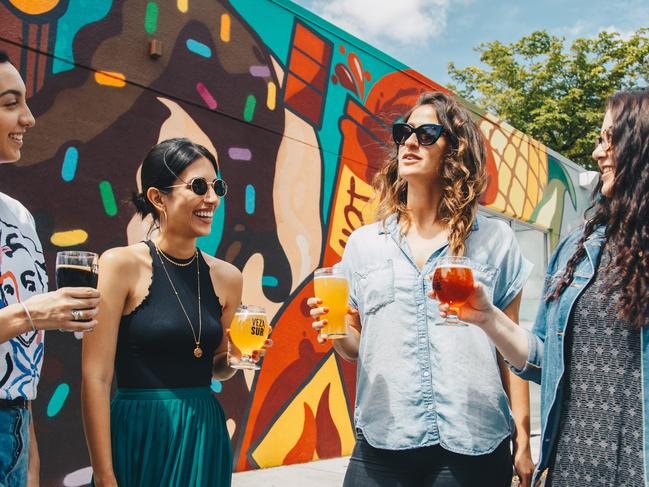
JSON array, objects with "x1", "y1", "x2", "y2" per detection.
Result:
[{"x1": 341, "y1": 213, "x2": 533, "y2": 454}]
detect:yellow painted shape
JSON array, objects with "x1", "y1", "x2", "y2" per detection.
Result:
[
  {"x1": 266, "y1": 81, "x2": 276, "y2": 110},
  {"x1": 220, "y1": 13, "x2": 231, "y2": 42},
  {"x1": 177, "y1": 0, "x2": 188, "y2": 13},
  {"x1": 489, "y1": 126, "x2": 508, "y2": 155},
  {"x1": 251, "y1": 354, "x2": 355, "y2": 468},
  {"x1": 329, "y1": 164, "x2": 376, "y2": 258},
  {"x1": 509, "y1": 179, "x2": 526, "y2": 217},
  {"x1": 94, "y1": 71, "x2": 126, "y2": 87},
  {"x1": 514, "y1": 154, "x2": 528, "y2": 187},
  {"x1": 8, "y1": 0, "x2": 59, "y2": 15},
  {"x1": 51, "y1": 230, "x2": 88, "y2": 247}
]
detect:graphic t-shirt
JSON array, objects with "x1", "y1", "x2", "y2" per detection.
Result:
[{"x1": 0, "y1": 192, "x2": 47, "y2": 400}]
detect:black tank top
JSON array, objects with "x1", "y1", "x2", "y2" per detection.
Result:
[{"x1": 115, "y1": 240, "x2": 223, "y2": 389}]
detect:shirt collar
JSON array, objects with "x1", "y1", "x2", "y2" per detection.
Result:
[{"x1": 377, "y1": 213, "x2": 480, "y2": 235}]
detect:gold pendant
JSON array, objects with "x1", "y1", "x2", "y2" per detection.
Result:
[{"x1": 194, "y1": 346, "x2": 203, "y2": 358}]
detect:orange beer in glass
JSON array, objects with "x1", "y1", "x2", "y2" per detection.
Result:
[
  {"x1": 314, "y1": 266, "x2": 349, "y2": 339},
  {"x1": 432, "y1": 256, "x2": 474, "y2": 326},
  {"x1": 229, "y1": 305, "x2": 269, "y2": 370}
]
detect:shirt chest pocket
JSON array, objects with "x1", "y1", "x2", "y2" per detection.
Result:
[{"x1": 355, "y1": 260, "x2": 395, "y2": 315}]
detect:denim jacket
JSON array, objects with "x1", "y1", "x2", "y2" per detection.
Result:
[
  {"x1": 341, "y1": 213, "x2": 533, "y2": 454},
  {"x1": 513, "y1": 226, "x2": 649, "y2": 486}
]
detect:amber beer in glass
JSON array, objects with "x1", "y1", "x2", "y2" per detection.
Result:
[
  {"x1": 314, "y1": 266, "x2": 349, "y2": 339},
  {"x1": 432, "y1": 256, "x2": 474, "y2": 326},
  {"x1": 229, "y1": 305, "x2": 269, "y2": 370}
]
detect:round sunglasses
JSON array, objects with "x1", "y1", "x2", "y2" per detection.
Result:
[
  {"x1": 166, "y1": 177, "x2": 228, "y2": 197},
  {"x1": 392, "y1": 122, "x2": 444, "y2": 146}
]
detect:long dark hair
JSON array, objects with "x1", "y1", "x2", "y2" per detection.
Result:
[
  {"x1": 550, "y1": 89, "x2": 649, "y2": 328},
  {"x1": 132, "y1": 137, "x2": 218, "y2": 221},
  {"x1": 373, "y1": 92, "x2": 487, "y2": 256}
]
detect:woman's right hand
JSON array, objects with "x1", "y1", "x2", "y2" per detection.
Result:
[
  {"x1": 428, "y1": 282, "x2": 496, "y2": 327},
  {"x1": 24, "y1": 287, "x2": 100, "y2": 332}
]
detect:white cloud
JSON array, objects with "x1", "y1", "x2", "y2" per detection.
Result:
[
  {"x1": 599, "y1": 25, "x2": 636, "y2": 41},
  {"x1": 296, "y1": 0, "x2": 451, "y2": 47}
]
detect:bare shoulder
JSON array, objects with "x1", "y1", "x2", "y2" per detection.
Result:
[
  {"x1": 202, "y1": 252, "x2": 242, "y2": 285},
  {"x1": 100, "y1": 242, "x2": 150, "y2": 271}
]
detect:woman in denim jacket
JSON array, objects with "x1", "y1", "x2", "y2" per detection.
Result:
[
  {"x1": 440, "y1": 89, "x2": 649, "y2": 486},
  {"x1": 309, "y1": 92, "x2": 535, "y2": 487}
]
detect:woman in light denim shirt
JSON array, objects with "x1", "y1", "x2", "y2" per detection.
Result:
[
  {"x1": 309, "y1": 92, "x2": 534, "y2": 487},
  {"x1": 441, "y1": 89, "x2": 649, "y2": 486}
]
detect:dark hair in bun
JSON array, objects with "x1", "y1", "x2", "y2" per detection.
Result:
[{"x1": 133, "y1": 137, "x2": 218, "y2": 222}]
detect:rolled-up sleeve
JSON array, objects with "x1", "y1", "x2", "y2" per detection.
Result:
[{"x1": 493, "y1": 226, "x2": 534, "y2": 310}]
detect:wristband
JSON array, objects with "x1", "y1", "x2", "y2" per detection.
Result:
[{"x1": 19, "y1": 301, "x2": 36, "y2": 333}]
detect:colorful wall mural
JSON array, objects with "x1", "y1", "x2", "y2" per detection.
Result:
[{"x1": 0, "y1": 0, "x2": 591, "y2": 485}]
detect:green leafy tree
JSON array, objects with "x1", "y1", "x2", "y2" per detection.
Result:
[{"x1": 448, "y1": 29, "x2": 648, "y2": 170}]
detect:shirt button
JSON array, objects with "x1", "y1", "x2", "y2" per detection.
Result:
[
  {"x1": 427, "y1": 404, "x2": 434, "y2": 411},
  {"x1": 420, "y1": 337, "x2": 426, "y2": 343},
  {"x1": 423, "y1": 371, "x2": 430, "y2": 377}
]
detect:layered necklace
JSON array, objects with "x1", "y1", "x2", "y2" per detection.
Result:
[{"x1": 154, "y1": 242, "x2": 203, "y2": 358}]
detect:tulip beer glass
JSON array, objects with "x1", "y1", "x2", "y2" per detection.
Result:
[
  {"x1": 314, "y1": 266, "x2": 349, "y2": 339},
  {"x1": 229, "y1": 305, "x2": 269, "y2": 370},
  {"x1": 432, "y1": 256, "x2": 475, "y2": 326}
]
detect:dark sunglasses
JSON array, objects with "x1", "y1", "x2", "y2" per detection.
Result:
[
  {"x1": 392, "y1": 122, "x2": 444, "y2": 146},
  {"x1": 166, "y1": 177, "x2": 228, "y2": 197}
]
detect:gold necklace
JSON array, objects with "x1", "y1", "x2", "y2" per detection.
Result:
[
  {"x1": 157, "y1": 246, "x2": 197, "y2": 267},
  {"x1": 154, "y1": 243, "x2": 203, "y2": 358}
]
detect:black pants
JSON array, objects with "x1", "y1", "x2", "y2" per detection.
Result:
[{"x1": 343, "y1": 435, "x2": 513, "y2": 487}]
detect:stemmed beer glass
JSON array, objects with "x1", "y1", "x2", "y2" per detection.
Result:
[{"x1": 229, "y1": 305, "x2": 269, "y2": 370}]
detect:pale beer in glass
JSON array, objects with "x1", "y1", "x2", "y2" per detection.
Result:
[
  {"x1": 314, "y1": 266, "x2": 349, "y2": 339},
  {"x1": 229, "y1": 305, "x2": 269, "y2": 370}
]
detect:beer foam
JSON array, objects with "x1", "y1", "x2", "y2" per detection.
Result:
[{"x1": 56, "y1": 264, "x2": 94, "y2": 272}]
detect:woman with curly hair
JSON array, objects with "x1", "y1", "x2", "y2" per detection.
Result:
[
  {"x1": 436, "y1": 88, "x2": 649, "y2": 486},
  {"x1": 308, "y1": 92, "x2": 534, "y2": 486}
]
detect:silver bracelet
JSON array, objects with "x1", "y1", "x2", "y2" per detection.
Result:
[{"x1": 19, "y1": 301, "x2": 36, "y2": 333}]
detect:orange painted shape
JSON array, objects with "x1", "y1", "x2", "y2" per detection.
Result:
[
  {"x1": 289, "y1": 47, "x2": 327, "y2": 91},
  {"x1": 293, "y1": 23, "x2": 328, "y2": 63},
  {"x1": 8, "y1": 0, "x2": 59, "y2": 15},
  {"x1": 94, "y1": 71, "x2": 126, "y2": 88},
  {"x1": 480, "y1": 137, "x2": 499, "y2": 205},
  {"x1": 282, "y1": 403, "x2": 317, "y2": 464}
]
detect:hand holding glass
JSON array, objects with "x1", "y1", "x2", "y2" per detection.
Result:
[
  {"x1": 55, "y1": 251, "x2": 99, "y2": 331},
  {"x1": 313, "y1": 267, "x2": 349, "y2": 339},
  {"x1": 229, "y1": 305, "x2": 269, "y2": 370}
]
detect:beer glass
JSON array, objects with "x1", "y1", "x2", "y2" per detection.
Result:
[
  {"x1": 313, "y1": 266, "x2": 349, "y2": 339},
  {"x1": 229, "y1": 305, "x2": 269, "y2": 370},
  {"x1": 432, "y1": 256, "x2": 474, "y2": 326},
  {"x1": 56, "y1": 251, "x2": 99, "y2": 331}
]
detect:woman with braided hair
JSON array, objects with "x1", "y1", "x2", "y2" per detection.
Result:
[
  {"x1": 308, "y1": 92, "x2": 535, "y2": 486},
  {"x1": 435, "y1": 88, "x2": 649, "y2": 486}
]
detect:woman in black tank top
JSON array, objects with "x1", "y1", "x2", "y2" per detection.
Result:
[{"x1": 81, "y1": 138, "x2": 268, "y2": 487}]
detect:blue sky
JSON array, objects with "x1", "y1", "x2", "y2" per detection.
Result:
[{"x1": 290, "y1": 0, "x2": 649, "y2": 88}]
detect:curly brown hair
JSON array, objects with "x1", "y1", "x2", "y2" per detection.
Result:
[
  {"x1": 550, "y1": 88, "x2": 649, "y2": 328},
  {"x1": 373, "y1": 92, "x2": 487, "y2": 256}
]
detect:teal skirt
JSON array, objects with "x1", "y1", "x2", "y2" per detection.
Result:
[{"x1": 97, "y1": 387, "x2": 232, "y2": 487}]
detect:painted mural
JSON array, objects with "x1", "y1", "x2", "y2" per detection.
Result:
[{"x1": 0, "y1": 0, "x2": 585, "y2": 485}]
